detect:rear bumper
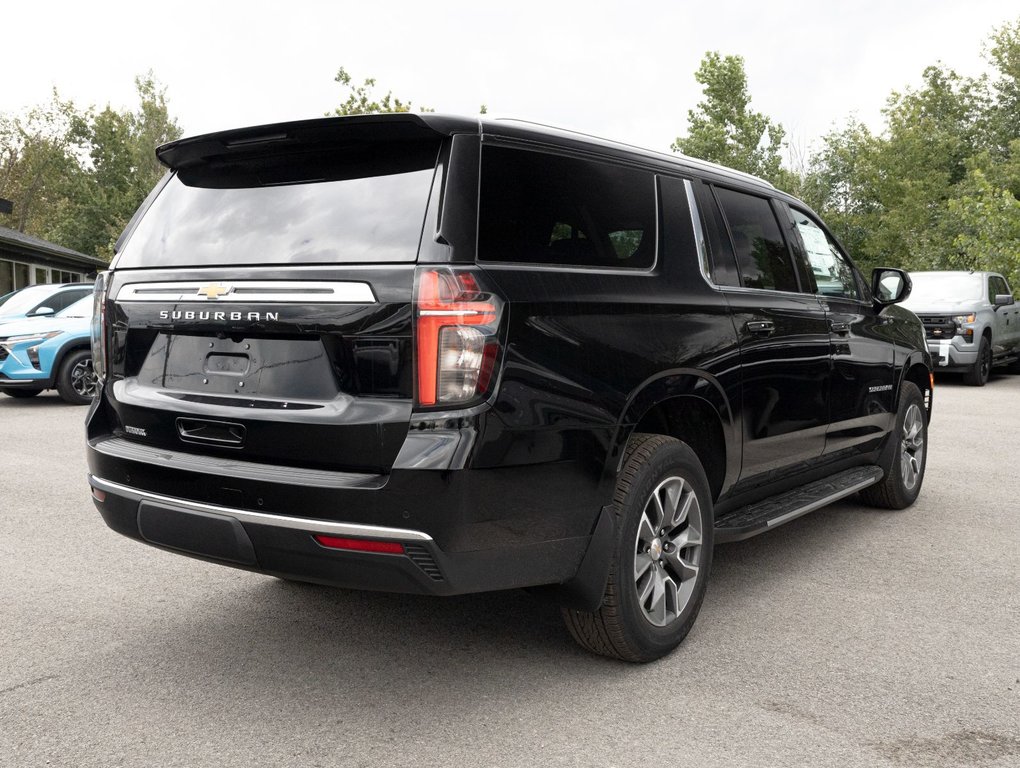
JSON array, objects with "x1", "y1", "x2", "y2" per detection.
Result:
[{"x1": 87, "y1": 456, "x2": 600, "y2": 596}]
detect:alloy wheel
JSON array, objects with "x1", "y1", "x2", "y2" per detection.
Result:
[
  {"x1": 900, "y1": 403, "x2": 925, "y2": 491},
  {"x1": 71, "y1": 359, "x2": 98, "y2": 399},
  {"x1": 633, "y1": 475, "x2": 704, "y2": 627}
]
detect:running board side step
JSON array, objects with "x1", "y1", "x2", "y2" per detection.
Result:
[{"x1": 714, "y1": 465, "x2": 883, "y2": 543}]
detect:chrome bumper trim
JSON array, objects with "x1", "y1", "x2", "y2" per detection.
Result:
[{"x1": 88, "y1": 474, "x2": 433, "y2": 543}]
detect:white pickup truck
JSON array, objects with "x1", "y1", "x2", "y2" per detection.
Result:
[{"x1": 901, "y1": 270, "x2": 1020, "y2": 385}]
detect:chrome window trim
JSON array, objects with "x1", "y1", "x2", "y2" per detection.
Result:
[
  {"x1": 88, "y1": 475, "x2": 434, "y2": 543},
  {"x1": 116, "y1": 280, "x2": 377, "y2": 303},
  {"x1": 684, "y1": 178, "x2": 716, "y2": 290}
]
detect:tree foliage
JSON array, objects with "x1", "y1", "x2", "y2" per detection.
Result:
[
  {"x1": 331, "y1": 67, "x2": 433, "y2": 115},
  {"x1": 804, "y1": 17, "x2": 1020, "y2": 287},
  {"x1": 675, "y1": 19, "x2": 1020, "y2": 289},
  {"x1": 0, "y1": 93, "x2": 81, "y2": 237},
  {"x1": 0, "y1": 74, "x2": 181, "y2": 259},
  {"x1": 672, "y1": 52, "x2": 789, "y2": 187}
]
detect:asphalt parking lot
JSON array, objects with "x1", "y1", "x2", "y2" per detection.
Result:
[{"x1": 1, "y1": 374, "x2": 1018, "y2": 768}]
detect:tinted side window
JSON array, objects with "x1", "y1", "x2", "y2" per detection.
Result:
[
  {"x1": 714, "y1": 187, "x2": 797, "y2": 291},
  {"x1": 47, "y1": 289, "x2": 90, "y2": 312},
  {"x1": 478, "y1": 146, "x2": 656, "y2": 268},
  {"x1": 990, "y1": 275, "x2": 1009, "y2": 301},
  {"x1": 790, "y1": 209, "x2": 859, "y2": 299},
  {"x1": 691, "y1": 180, "x2": 741, "y2": 286}
]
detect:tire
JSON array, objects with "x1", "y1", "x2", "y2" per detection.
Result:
[
  {"x1": 56, "y1": 349, "x2": 98, "y2": 405},
  {"x1": 963, "y1": 337, "x2": 991, "y2": 386},
  {"x1": 562, "y1": 434, "x2": 714, "y2": 663},
  {"x1": 2, "y1": 388, "x2": 43, "y2": 398},
  {"x1": 859, "y1": 381, "x2": 928, "y2": 509}
]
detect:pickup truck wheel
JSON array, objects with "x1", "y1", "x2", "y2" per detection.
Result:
[
  {"x1": 963, "y1": 337, "x2": 991, "y2": 386},
  {"x1": 561, "y1": 434, "x2": 713, "y2": 662},
  {"x1": 859, "y1": 382, "x2": 927, "y2": 509},
  {"x1": 56, "y1": 350, "x2": 98, "y2": 405}
]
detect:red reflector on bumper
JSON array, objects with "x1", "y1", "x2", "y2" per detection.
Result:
[
  {"x1": 313, "y1": 535, "x2": 405, "y2": 554},
  {"x1": 92, "y1": 488, "x2": 107, "y2": 502}
]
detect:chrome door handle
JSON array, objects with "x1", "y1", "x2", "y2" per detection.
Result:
[
  {"x1": 746, "y1": 320, "x2": 775, "y2": 336},
  {"x1": 829, "y1": 320, "x2": 851, "y2": 334}
]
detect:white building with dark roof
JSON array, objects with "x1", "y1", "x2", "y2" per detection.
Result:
[{"x1": 0, "y1": 226, "x2": 107, "y2": 296}]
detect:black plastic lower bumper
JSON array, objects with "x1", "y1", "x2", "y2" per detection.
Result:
[{"x1": 89, "y1": 474, "x2": 593, "y2": 596}]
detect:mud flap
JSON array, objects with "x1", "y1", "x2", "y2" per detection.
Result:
[{"x1": 527, "y1": 505, "x2": 615, "y2": 612}]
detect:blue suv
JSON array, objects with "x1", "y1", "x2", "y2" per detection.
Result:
[
  {"x1": 0, "y1": 283, "x2": 94, "y2": 327},
  {"x1": 0, "y1": 295, "x2": 97, "y2": 404}
]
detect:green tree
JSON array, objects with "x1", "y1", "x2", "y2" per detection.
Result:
[
  {"x1": 0, "y1": 92, "x2": 83, "y2": 237},
  {"x1": 672, "y1": 52, "x2": 788, "y2": 187},
  {"x1": 945, "y1": 141, "x2": 1020, "y2": 288},
  {"x1": 800, "y1": 121, "x2": 882, "y2": 271},
  {"x1": 0, "y1": 75, "x2": 181, "y2": 259},
  {"x1": 56, "y1": 74, "x2": 182, "y2": 257},
  {"x1": 331, "y1": 67, "x2": 433, "y2": 115},
  {"x1": 985, "y1": 18, "x2": 1020, "y2": 157},
  {"x1": 804, "y1": 17, "x2": 1020, "y2": 279}
]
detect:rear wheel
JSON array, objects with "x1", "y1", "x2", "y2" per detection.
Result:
[
  {"x1": 2, "y1": 388, "x2": 43, "y2": 398},
  {"x1": 562, "y1": 434, "x2": 713, "y2": 662},
  {"x1": 963, "y1": 337, "x2": 991, "y2": 386},
  {"x1": 56, "y1": 350, "x2": 98, "y2": 405},
  {"x1": 859, "y1": 381, "x2": 927, "y2": 509}
]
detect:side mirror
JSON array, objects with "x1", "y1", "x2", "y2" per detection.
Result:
[
  {"x1": 871, "y1": 268, "x2": 912, "y2": 307},
  {"x1": 30, "y1": 306, "x2": 55, "y2": 317},
  {"x1": 994, "y1": 294, "x2": 1014, "y2": 307}
]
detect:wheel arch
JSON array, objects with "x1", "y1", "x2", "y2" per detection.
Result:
[
  {"x1": 52, "y1": 340, "x2": 92, "y2": 380},
  {"x1": 610, "y1": 369, "x2": 738, "y2": 502},
  {"x1": 899, "y1": 356, "x2": 933, "y2": 418}
]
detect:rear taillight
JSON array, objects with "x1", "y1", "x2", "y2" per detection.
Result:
[
  {"x1": 415, "y1": 268, "x2": 503, "y2": 407},
  {"x1": 90, "y1": 271, "x2": 108, "y2": 384}
]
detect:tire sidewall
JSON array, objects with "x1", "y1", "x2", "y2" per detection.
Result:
[
  {"x1": 58, "y1": 349, "x2": 96, "y2": 405},
  {"x1": 966, "y1": 338, "x2": 991, "y2": 386},
  {"x1": 611, "y1": 439, "x2": 714, "y2": 661},
  {"x1": 888, "y1": 382, "x2": 928, "y2": 506}
]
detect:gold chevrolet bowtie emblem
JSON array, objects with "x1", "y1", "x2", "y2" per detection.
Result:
[{"x1": 196, "y1": 283, "x2": 231, "y2": 299}]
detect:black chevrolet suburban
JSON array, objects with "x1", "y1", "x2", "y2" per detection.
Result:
[{"x1": 86, "y1": 114, "x2": 933, "y2": 662}]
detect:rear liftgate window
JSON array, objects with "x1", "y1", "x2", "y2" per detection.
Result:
[
  {"x1": 115, "y1": 141, "x2": 440, "y2": 267},
  {"x1": 478, "y1": 146, "x2": 657, "y2": 269}
]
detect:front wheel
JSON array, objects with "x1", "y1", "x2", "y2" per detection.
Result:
[
  {"x1": 562, "y1": 434, "x2": 713, "y2": 662},
  {"x1": 859, "y1": 381, "x2": 928, "y2": 509},
  {"x1": 963, "y1": 337, "x2": 991, "y2": 386},
  {"x1": 56, "y1": 350, "x2": 98, "y2": 405}
]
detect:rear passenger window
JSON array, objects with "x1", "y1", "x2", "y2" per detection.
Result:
[
  {"x1": 478, "y1": 146, "x2": 656, "y2": 269},
  {"x1": 713, "y1": 187, "x2": 797, "y2": 292}
]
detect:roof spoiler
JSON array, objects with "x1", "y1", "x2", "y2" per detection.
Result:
[{"x1": 156, "y1": 113, "x2": 476, "y2": 171}]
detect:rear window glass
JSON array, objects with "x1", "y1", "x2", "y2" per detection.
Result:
[
  {"x1": 115, "y1": 143, "x2": 438, "y2": 267},
  {"x1": 478, "y1": 146, "x2": 657, "y2": 269}
]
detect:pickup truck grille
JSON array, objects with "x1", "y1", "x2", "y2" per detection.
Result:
[{"x1": 916, "y1": 315, "x2": 956, "y2": 340}]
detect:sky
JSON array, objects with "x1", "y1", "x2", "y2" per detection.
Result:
[{"x1": 4, "y1": 1, "x2": 1018, "y2": 161}]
